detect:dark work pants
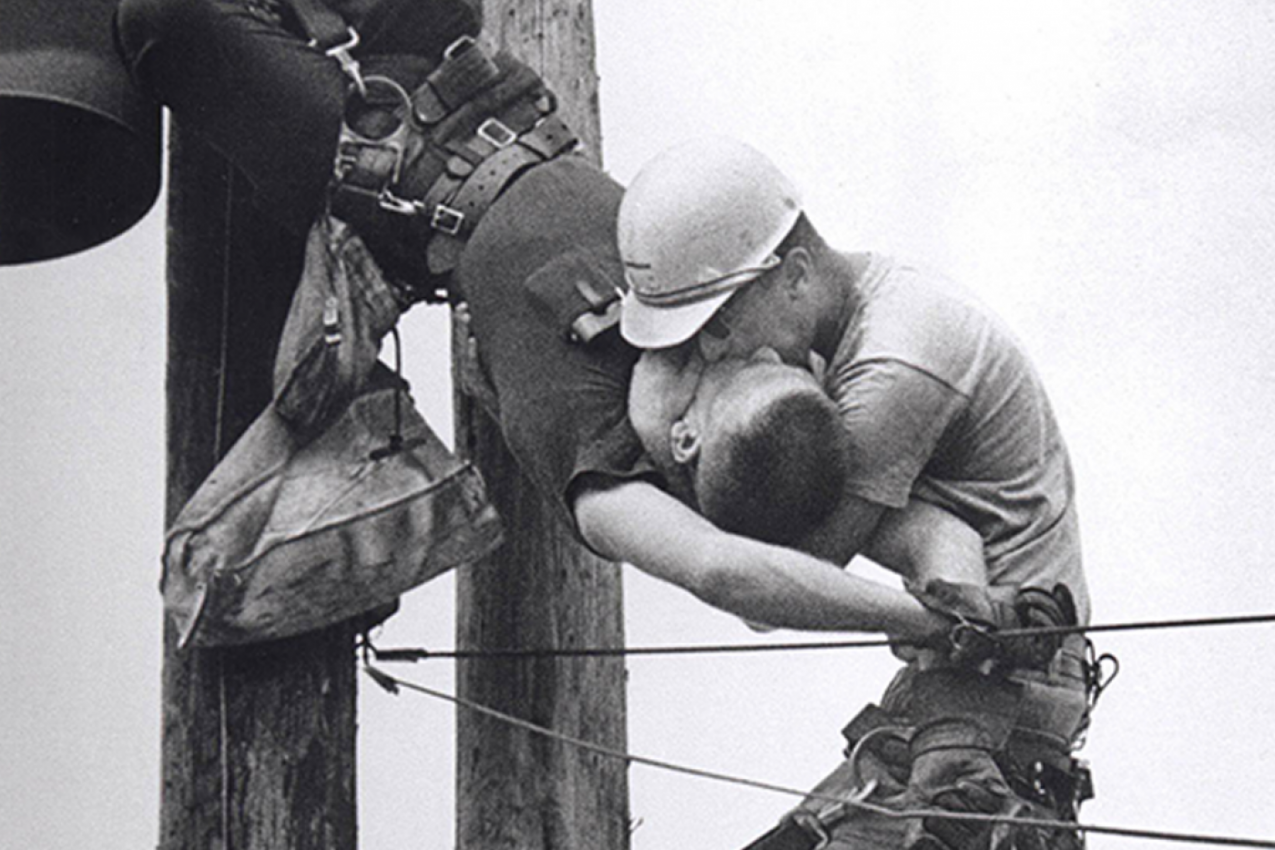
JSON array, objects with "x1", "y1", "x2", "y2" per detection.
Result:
[
  {"x1": 113, "y1": 0, "x2": 477, "y2": 233},
  {"x1": 114, "y1": 0, "x2": 647, "y2": 546}
]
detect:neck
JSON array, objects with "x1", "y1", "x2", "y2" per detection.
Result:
[{"x1": 811, "y1": 250, "x2": 864, "y2": 360}]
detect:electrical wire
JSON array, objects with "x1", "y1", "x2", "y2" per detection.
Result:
[
  {"x1": 364, "y1": 611, "x2": 1275, "y2": 662},
  {"x1": 363, "y1": 664, "x2": 1275, "y2": 849}
]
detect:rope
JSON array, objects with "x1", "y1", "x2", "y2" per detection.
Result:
[
  {"x1": 215, "y1": 167, "x2": 238, "y2": 850},
  {"x1": 365, "y1": 611, "x2": 1275, "y2": 662},
  {"x1": 363, "y1": 664, "x2": 1275, "y2": 849}
]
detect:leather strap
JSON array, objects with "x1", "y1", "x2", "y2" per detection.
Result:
[
  {"x1": 428, "y1": 37, "x2": 503, "y2": 112},
  {"x1": 326, "y1": 40, "x2": 580, "y2": 294},
  {"x1": 424, "y1": 114, "x2": 578, "y2": 274}
]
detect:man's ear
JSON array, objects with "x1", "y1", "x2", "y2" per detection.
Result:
[
  {"x1": 750, "y1": 346, "x2": 784, "y2": 364},
  {"x1": 670, "y1": 419, "x2": 702, "y2": 465},
  {"x1": 777, "y1": 247, "x2": 813, "y2": 297}
]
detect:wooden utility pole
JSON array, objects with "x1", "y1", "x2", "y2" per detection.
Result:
[
  {"x1": 160, "y1": 132, "x2": 357, "y2": 849},
  {"x1": 454, "y1": 2, "x2": 631, "y2": 849},
  {"x1": 158, "y1": 1, "x2": 624, "y2": 847}
]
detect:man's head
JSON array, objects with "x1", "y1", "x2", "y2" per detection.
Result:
[
  {"x1": 618, "y1": 137, "x2": 841, "y2": 367},
  {"x1": 629, "y1": 346, "x2": 850, "y2": 546}
]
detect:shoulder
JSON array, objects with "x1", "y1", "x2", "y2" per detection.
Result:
[{"x1": 836, "y1": 257, "x2": 1007, "y2": 394}]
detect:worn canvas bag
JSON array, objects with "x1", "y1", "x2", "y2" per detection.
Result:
[
  {"x1": 162, "y1": 216, "x2": 502, "y2": 648},
  {"x1": 273, "y1": 216, "x2": 403, "y2": 437}
]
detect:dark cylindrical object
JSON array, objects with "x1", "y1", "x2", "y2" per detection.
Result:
[{"x1": 0, "y1": 0, "x2": 161, "y2": 265}]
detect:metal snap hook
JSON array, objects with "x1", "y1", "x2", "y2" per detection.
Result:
[{"x1": 319, "y1": 27, "x2": 366, "y2": 98}]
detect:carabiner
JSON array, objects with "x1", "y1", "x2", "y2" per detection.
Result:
[{"x1": 323, "y1": 27, "x2": 366, "y2": 97}]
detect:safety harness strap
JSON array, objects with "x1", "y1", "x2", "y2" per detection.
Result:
[
  {"x1": 323, "y1": 36, "x2": 580, "y2": 292},
  {"x1": 423, "y1": 114, "x2": 578, "y2": 273},
  {"x1": 838, "y1": 675, "x2": 1094, "y2": 826},
  {"x1": 413, "y1": 96, "x2": 559, "y2": 225},
  {"x1": 283, "y1": 6, "x2": 586, "y2": 308},
  {"x1": 420, "y1": 36, "x2": 503, "y2": 116}
]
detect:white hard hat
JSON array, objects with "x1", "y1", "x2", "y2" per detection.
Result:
[{"x1": 618, "y1": 136, "x2": 803, "y2": 348}]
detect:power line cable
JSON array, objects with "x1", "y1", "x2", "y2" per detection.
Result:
[
  {"x1": 365, "y1": 611, "x2": 1275, "y2": 662},
  {"x1": 363, "y1": 664, "x2": 1275, "y2": 849}
]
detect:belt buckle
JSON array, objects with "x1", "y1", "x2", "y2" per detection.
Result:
[
  {"x1": 431, "y1": 204, "x2": 465, "y2": 235},
  {"x1": 477, "y1": 117, "x2": 517, "y2": 149}
]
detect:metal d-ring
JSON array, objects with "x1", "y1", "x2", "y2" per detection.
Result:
[
  {"x1": 846, "y1": 725, "x2": 911, "y2": 798},
  {"x1": 345, "y1": 74, "x2": 413, "y2": 136},
  {"x1": 798, "y1": 727, "x2": 905, "y2": 849},
  {"x1": 338, "y1": 74, "x2": 415, "y2": 184}
]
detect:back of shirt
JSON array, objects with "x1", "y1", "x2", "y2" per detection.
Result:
[
  {"x1": 459, "y1": 156, "x2": 657, "y2": 541},
  {"x1": 828, "y1": 256, "x2": 1089, "y2": 622}
]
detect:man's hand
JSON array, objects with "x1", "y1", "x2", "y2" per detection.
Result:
[{"x1": 910, "y1": 580, "x2": 1077, "y2": 671}]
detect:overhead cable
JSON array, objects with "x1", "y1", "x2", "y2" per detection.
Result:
[
  {"x1": 364, "y1": 611, "x2": 1275, "y2": 662},
  {"x1": 363, "y1": 664, "x2": 1275, "y2": 849}
]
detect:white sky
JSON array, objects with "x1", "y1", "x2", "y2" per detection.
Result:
[{"x1": 3, "y1": 2, "x2": 1275, "y2": 849}]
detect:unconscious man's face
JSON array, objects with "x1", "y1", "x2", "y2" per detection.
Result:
[{"x1": 629, "y1": 344, "x2": 850, "y2": 545}]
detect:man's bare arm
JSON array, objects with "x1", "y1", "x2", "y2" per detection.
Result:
[
  {"x1": 574, "y1": 478, "x2": 949, "y2": 639},
  {"x1": 864, "y1": 498, "x2": 987, "y2": 587},
  {"x1": 799, "y1": 483, "x2": 987, "y2": 591}
]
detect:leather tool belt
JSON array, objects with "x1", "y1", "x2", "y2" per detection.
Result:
[
  {"x1": 839, "y1": 663, "x2": 1097, "y2": 819},
  {"x1": 328, "y1": 36, "x2": 580, "y2": 301}
]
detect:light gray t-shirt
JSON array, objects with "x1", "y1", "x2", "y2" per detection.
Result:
[{"x1": 827, "y1": 255, "x2": 1090, "y2": 622}]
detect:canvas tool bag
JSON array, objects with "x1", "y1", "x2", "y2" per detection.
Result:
[{"x1": 161, "y1": 216, "x2": 502, "y2": 648}]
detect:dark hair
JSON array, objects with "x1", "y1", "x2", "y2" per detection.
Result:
[
  {"x1": 774, "y1": 213, "x2": 827, "y2": 258},
  {"x1": 695, "y1": 387, "x2": 850, "y2": 546}
]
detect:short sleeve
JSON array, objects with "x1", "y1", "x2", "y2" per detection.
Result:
[{"x1": 828, "y1": 359, "x2": 965, "y2": 508}]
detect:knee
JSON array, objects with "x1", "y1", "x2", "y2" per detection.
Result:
[
  {"x1": 114, "y1": 0, "x2": 172, "y2": 54},
  {"x1": 114, "y1": 0, "x2": 209, "y2": 74}
]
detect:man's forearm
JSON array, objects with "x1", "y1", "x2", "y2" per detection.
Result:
[
  {"x1": 863, "y1": 499, "x2": 987, "y2": 587},
  {"x1": 695, "y1": 541, "x2": 952, "y2": 638},
  {"x1": 574, "y1": 479, "x2": 949, "y2": 639}
]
